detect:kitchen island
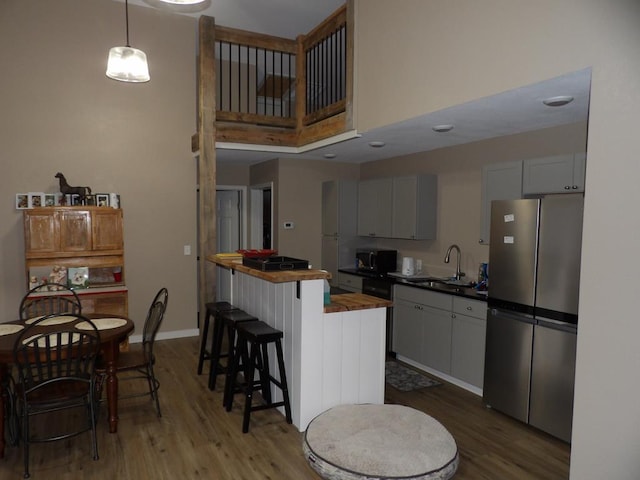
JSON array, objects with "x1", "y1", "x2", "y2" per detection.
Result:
[{"x1": 208, "y1": 255, "x2": 392, "y2": 431}]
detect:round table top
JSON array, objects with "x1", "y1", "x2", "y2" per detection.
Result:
[{"x1": 0, "y1": 314, "x2": 134, "y2": 364}]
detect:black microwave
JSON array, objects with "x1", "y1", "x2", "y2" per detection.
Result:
[{"x1": 355, "y1": 249, "x2": 397, "y2": 274}]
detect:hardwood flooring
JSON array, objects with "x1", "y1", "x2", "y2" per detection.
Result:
[{"x1": 1, "y1": 337, "x2": 570, "y2": 479}]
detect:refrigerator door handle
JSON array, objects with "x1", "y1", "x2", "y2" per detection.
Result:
[
  {"x1": 536, "y1": 317, "x2": 577, "y2": 333},
  {"x1": 490, "y1": 308, "x2": 536, "y2": 325}
]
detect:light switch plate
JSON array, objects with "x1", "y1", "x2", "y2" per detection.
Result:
[
  {"x1": 283, "y1": 221, "x2": 294, "y2": 229},
  {"x1": 184, "y1": 245, "x2": 191, "y2": 255}
]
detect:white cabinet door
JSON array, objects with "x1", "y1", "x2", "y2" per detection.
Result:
[
  {"x1": 393, "y1": 298, "x2": 424, "y2": 363},
  {"x1": 392, "y1": 175, "x2": 437, "y2": 240},
  {"x1": 522, "y1": 153, "x2": 586, "y2": 195},
  {"x1": 480, "y1": 160, "x2": 523, "y2": 245},
  {"x1": 357, "y1": 178, "x2": 392, "y2": 237}
]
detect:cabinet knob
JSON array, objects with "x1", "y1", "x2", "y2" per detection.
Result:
[
  {"x1": 466, "y1": 306, "x2": 472, "y2": 311},
  {"x1": 564, "y1": 185, "x2": 571, "y2": 190},
  {"x1": 572, "y1": 185, "x2": 578, "y2": 189}
]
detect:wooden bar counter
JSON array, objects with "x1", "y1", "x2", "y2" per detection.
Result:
[{"x1": 208, "y1": 254, "x2": 391, "y2": 431}]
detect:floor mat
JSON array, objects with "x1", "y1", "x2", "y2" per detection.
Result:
[{"x1": 385, "y1": 361, "x2": 441, "y2": 391}]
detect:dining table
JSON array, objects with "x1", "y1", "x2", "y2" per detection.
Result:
[{"x1": 0, "y1": 313, "x2": 135, "y2": 459}]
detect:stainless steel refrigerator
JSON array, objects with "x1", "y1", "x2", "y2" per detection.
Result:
[{"x1": 483, "y1": 194, "x2": 583, "y2": 443}]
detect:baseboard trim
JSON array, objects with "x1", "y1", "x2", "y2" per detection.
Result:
[{"x1": 129, "y1": 328, "x2": 199, "y2": 344}]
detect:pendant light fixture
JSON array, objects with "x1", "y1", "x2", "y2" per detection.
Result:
[
  {"x1": 106, "y1": 0, "x2": 150, "y2": 83},
  {"x1": 158, "y1": 0, "x2": 205, "y2": 4}
]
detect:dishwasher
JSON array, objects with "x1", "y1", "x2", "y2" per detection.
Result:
[{"x1": 362, "y1": 277, "x2": 394, "y2": 355}]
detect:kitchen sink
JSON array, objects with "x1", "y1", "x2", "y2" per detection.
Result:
[{"x1": 414, "y1": 278, "x2": 475, "y2": 292}]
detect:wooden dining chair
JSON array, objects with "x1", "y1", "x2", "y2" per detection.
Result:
[
  {"x1": 101, "y1": 288, "x2": 168, "y2": 417},
  {"x1": 19, "y1": 283, "x2": 82, "y2": 320},
  {"x1": 13, "y1": 314, "x2": 101, "y2": 479}
]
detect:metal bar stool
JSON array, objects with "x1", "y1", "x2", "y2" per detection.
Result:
[
  {"x1": 227, "y1": 320, "x2": 292, "y2": 433},
  {"x1": 197, "y1": 301, "x2": 238, "y2": 379}
]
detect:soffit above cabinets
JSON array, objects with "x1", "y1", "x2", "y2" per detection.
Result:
[{"x1": 217, "y1": 68, "x2": 591, "y2": 165}]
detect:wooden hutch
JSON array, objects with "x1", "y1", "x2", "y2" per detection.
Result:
[{"x1": 23, "y1": 206, "x2": 128, "y2": 316}]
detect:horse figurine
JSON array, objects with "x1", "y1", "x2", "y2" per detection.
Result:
[{"x1": 55, "y1": 172, "x2": 92, "y2": 200}]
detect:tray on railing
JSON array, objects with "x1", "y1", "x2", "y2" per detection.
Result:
[{"x1": 242, "y1": 256, "x2": 309, "y2": 271}]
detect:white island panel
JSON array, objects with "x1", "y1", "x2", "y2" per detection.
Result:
[{"x1": 216, "y1": 265, "x2": 386, "y2": 431}]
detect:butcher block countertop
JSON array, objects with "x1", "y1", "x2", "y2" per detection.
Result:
[
  {"x1": 324, "y1": 293, "x2": 393, "y2": 313},
  {"x1": 208, "y1": 254, "x2": 331, "y2": 283}
]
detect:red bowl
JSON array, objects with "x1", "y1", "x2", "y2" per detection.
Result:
[{"x1": 237, "y1": 249, "x2": 277, "y2": 258}]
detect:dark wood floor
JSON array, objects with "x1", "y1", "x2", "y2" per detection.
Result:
[{"x1": 1, "y1": 337, "x2": 570, "y2": 479}]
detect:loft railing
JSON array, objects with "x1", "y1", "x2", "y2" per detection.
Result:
[
  {"x1": 215, "y1": 27, "x2": 297, "y2": 129},
  {"x1": 202, "y1": 4, "x2": 352, "y2": 147},
  {"x1": 301, "y1": 5, "x2": 347, "y2": 126}
]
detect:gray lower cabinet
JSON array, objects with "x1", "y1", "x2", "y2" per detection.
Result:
[
  {"x1": 422, "y1": 304, "x2": 453, "y2": 374},
  {"x1": 394, "y1": 284, "x2": 487, "y2": 390},
  {"x1": 393, "y1": 285, "x2": 453, "y2": 373},
  {"x1": 451, "y1": 297, "x2": 487, "y2": 388},
  {"x1": 393, "y1": 297, "x2": 424, "y2": 363},
  {"x1": 336, "y1": 272, "x2": 362, "y2": 293}
]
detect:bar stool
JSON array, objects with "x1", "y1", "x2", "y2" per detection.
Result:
[
  {"x1": 226, "y1": 320, "x2": 292, "y2": 433},
  {"x1": 197, "y1": 301, "x2": 237, "y2": 377},
  {"x1": 214, "y1": 309, "x2": 259, "y2": 392}
]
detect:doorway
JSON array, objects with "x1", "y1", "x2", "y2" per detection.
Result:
[
  {"x1": 216, "y1": 186, "x2": 247, "y2": 253},
  {"x1": 250, "y1": 183, "x2": 274, "y2": 250}
]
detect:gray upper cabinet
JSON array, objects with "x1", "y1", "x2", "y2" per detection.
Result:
[
  {"x1": 480, "y1": 160, "x2": 523, "y2": 245},
  {"x1": 392, "y1": 175, "x2": 438, "y2": 240},
  {"x1": 322, "y1": 180, "x2": 359, "y2": 283},
  {"x1": 522, "y1": 153, "x2": 586, "y2": 195},
  {"x1": 322, "y1": 179, "x2": 358, "y2": 237},
  {"x1": 358, "y1": 175, "x2": 437, "y2": 239},
  {"x1": 357, "y1": 178, "x2": 393, "y2": 238}
]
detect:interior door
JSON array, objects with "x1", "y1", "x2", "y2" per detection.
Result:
[{"x1": 216, "y1": 189, "x2": 241, "y2": 253}]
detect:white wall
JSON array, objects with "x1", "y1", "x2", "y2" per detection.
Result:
[{"x1": 353, "y1": 1, "x2": 640, "y2": 477}]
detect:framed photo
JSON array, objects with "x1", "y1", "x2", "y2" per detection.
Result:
[
  {"x1": 16, "y1": 193, "x2": 29, "y2": 210},
  {"x1": 28, "y1": 192, "x2": 45, "y2": 208},
  {"x1": 109, "y1": 193, "x2": 121, "y2": 209},
  {"x1": 44, "y1": 193, "x2": 56, "y2": 207},
  {"x1": 85, "y1": 194, "x2": 96, "y2": 206},
  {"x1": 71, "y1": 194, "x2": 82, "y2": 206},
  {"x1": 68, "y1": 267, "x2": 89, "y2": 289},
  {"x1": 96, "y1": 194, "x2": 110, "y2": 207}
]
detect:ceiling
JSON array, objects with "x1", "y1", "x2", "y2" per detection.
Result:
[
  {"x1": 128, "y1": 0, "x2": 345, "y2": 38},
  {"x1": 123, "y1": 1, "x2": 591, "y2": 166}
]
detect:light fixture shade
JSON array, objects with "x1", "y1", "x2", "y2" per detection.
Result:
[
  {"x1": 106, "y1": 46, "x2": 150, "y2": 83},
  {"x1": 159, "y1": 0, "x2": 205, "y2": 4}
]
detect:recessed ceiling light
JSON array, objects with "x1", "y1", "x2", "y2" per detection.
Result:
[
  {"x1": 368, "y1": 141, "x2": 386, "y2": 148},
  {"x1": 323, "y1": 153, "x2": 336, "y2": 159},
  {"x1": 543, "y1": 95, "x2": 574, "y2": 107},
  {"x1": 432, "y1": 124, "x2": 454, "y2": 133}
]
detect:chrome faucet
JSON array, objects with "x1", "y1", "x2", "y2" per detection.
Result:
[{"x1": 444, "y1": 244, "x2": 465, "y2": 281}]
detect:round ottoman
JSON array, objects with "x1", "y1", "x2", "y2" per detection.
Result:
[{"x1": 303, "y1": 404, "x2": 458, "y2": 480}]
